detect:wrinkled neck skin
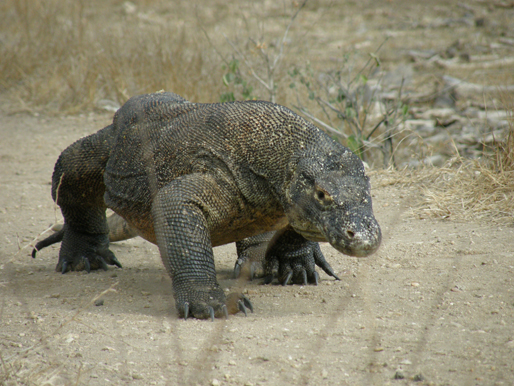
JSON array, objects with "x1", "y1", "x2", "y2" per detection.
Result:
[{"x1": 280, "y1": 144, "x2": 382, "y2": 258}]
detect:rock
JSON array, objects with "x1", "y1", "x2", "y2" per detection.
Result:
[
  {"x1": 419, "y1": 108, "x2": 458, "y2": 120},
  {"x1": 96, "y1": 99, "x2": 120, "y2": 112},
  {"x1": 122, "y1": 1, "x2": 137, "y2": 15},
  {"x1": 412, "y1": 373, "x2": 425, "y2": 382},
  {"x1": 403, "y1": 119, "x2": 436, "y2": 137},
  {"x1": 382, "y1": 65, "x2": 413, "y2": 90}
]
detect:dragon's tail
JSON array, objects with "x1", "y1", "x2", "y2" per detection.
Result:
[{"x1": 32, "y1": 227, "x2": 65, "y2": 258}]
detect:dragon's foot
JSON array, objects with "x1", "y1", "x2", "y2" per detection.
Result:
[
  {"x1": 174, "y1": 284, "x2": 253, "y2": 320},
  {"x1": 56, "y1": 225, "x2": 122, "y2": 273},
  {"x1": 264, "y1": 240, "x2": 340, "y2": 286}
]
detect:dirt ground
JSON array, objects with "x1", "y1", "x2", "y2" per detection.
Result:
[{"x1": 2, "y1": 1, "x2": 514, "y2": 385}]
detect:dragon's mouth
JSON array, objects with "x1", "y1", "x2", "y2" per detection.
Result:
[
  {"x1": 294, "y1": 224, "x2": 381, "y2": 257},
  {"x1": 294, "y1": 228, "x2": 326, "y2": 242}
]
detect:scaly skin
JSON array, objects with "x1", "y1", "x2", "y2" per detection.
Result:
[{"x1": 33, "y1": 92, "x2": 381, "y2": 320}]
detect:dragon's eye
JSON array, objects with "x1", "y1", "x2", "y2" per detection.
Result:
[{"x1": 314, "y1": 187, "x2": 332, "y2": 205}]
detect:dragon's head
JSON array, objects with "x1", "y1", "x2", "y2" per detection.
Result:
[{"x1": 285, "y1": 148, "x2": 381, "y2": 257}]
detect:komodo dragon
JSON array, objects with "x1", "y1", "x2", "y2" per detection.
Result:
[{"x1": 32, "y1": 92, "x2": 382, "y2": 320}]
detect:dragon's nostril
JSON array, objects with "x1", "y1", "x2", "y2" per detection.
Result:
[{"x1": 346, "y1": 229, "x2": 355, "y2": 239}]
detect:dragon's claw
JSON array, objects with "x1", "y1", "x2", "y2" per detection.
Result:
[
  {"x1": 61, "y1": 261, "x2": 68, "y2": 274},
  {"x1": 238, "y1": 300, "x2": 248, "y2": 316},
  {"x1": 183, "y1": 302, "x2": 190, "y2": 320},
  {"x1": 282, "y1": 271, "x2": 293, "y2": 286}
]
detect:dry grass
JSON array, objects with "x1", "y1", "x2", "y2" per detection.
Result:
[
  {"x1": 375, "y1": 99, "x2": 514, "y2": 224},
  {"x1": 0, "y1": 0, "x2": 225, "y2": 113},
  {"x1": 0, "y1": 0, "x2": 314, "y2": 113}
]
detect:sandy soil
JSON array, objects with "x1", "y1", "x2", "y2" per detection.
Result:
[{"x1": 2, "y1": 1, "x2": 514, "y2": 385}]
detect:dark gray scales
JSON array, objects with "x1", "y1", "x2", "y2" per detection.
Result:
[{"x1": 33, "y1": 91, "x2": 382, "y2": 320}]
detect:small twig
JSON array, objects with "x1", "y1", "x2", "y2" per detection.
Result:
[
  {"x1": 11, "y1": 224, "x2": 55, "y2": 259},
  {"x1": 222, "y1": 33, "x2": 272, "y2": 92},
  {"x1": 197, "y1": 15, "x2": 230, "y2": 68},
  {"x1": 294, "y1": 105, "x2": 348, "y2": 139},
  {"x1": 54, "y1": 172, "x2": 65, "y2": 224},
  {"x1": 348, "y1": 37, "x2": 388, "y2": 89},
  {"x1": 316, "y1": 97, "x2": 361, "y2": 134},
  {"x1": 271, "y1": 0, "x2": 308, "y2": 70}
]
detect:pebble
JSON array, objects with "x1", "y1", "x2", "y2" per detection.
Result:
[
  {"x1": 412, "y1": 373, "x2": 424, "y2": 382},
  {"x1": 394, "y1": 370, "x2": 405, "y2": 379},
  {"x1": 211, "y1": 379, "x2": 220, "y2": 386}
]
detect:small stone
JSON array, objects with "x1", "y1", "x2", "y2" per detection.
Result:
[
  {"x1": 211, "y1": 379, "x2": 220, "y2": 386},
  {"x1": 374, "y1": 347, "x2": 384, "y2": 352},
  {"x1": 394, "y1": 370, "x2": 404, "y2": 379},
  {"x1": 95, "y1": 299, "x2": 104, "y2": 306},
  {"x1": 141, "y1": 291, "x2": 151, "y2": 296},
  {"x1": 228, "y1": 360, "x2": 236, "y2": 366},
  {"x1": 50, "y1": 293, "x2": 60, "y2": 298},
  {"x1": 131, "y1": 373, "x2": 144, "y2": 380},
  {"x1": 321, "y1": 369, "x2": 328, "y2": 378},
  {"x1": 412, "y1": 373, "x2": 424, "y2": 382},
  {"x1": 400, "y1": 359, "x2": 412, "y2": 365},
  {"x1": 65, "y1": 335, "x2": 76, "y2": 343},
  {"x1": 411, "y1": 282, "x2": 420, "y2": 287}
]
